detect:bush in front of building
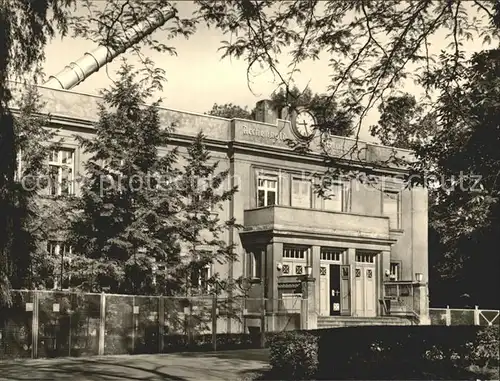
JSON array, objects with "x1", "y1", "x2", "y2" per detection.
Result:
[
  {"x1": 315, "y1": 325, "x2": 499, "y2": 380},
  {"x1": 268, "y1": 331, "x2": 319, "y2": 380}
]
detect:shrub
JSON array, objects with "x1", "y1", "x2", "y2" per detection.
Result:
[
  {"x1": 268, "y1": 331, "x2": 319, "y2": 380},
  {"x1": 469, "y1": 325, "x2": 500, "y2": 380},
  {"x1": 316, "y1": 325, "x2": 499, "y2": 380}
]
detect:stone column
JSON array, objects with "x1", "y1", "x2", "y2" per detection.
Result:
[
  {"x1": 311, "y1": 246, "x2": 321, "y2": 315},
  {"x1": 378, "y1": 250, "x2": 391, "y2": 315},
  {"x1": 413, "y1": 282, "x2": 431, "y2": 325},
  {"x1": 347, "y1": 248, "x2": 356, "y2": 316},
  {"x1": 300, "y1": 276, "x2": 317, "y2": 330},
  {"x1": 267, "y1": 241, "x2": 283, "y2": 314}
]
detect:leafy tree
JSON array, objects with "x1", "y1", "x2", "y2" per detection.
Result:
[
  {"x1": 206, "y1": 103, "x2": 254, "y2": 120},
  {"x1": 270, "y1": 85, "x2": 355, "y2": 137},
  {"x1": 369, "y1": 93, "x2": 439, "y2": 150},
  {"x1": 4, "y1": 85, "x2": 63, "y2": 294},
  {"x1": 0, "y1": 0, "x2": 75, "y2": 304},
  {"x1": 402, "y1": 49, "x2": 500, "y2": 308},
  {"x1": 198, "y1": 0, "x2": 499, "y2": 137}
]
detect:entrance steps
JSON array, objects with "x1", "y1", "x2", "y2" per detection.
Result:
[{"x1": 317, "y1": 315, "x2": 413, "y2": 328}]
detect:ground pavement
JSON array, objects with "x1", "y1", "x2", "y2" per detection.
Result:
[{"x1": 0, "y1": 349, "x2": 270, "y2": 381}]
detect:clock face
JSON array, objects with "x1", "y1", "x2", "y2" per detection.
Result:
[{"x1": 295, "y1": 110, "x2": 315, "y2": 138}]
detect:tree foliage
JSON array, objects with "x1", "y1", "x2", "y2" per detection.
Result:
[
  {"x1": 197, "y1": 0, "x2": 499, "y2": 137},
  {"x1": 206, "y1": 103, "x2": 254, "y2": 120},
  {"x1": 0, "y1": 0, "x2": 76, "y2": 303},
  {"x1": 68, "y1": 62, "x2": 238, "y2": 295},
  {"x1": 369, "y1": 93, "x2": 439, "y2": 150}
]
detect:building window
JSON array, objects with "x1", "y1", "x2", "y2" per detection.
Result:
[
  {"x1": 190, "y1": 264, "x2": 212, "y2": 293},
  {"x1": 390, "y1": 262, "x2": 401, "y2": 281},
  {"x1": 323, "y1": 180, "x2": 344, "y2": 211},
  {"x1": 47, "y1": 241, "x2": 73, "y2": 290},
  {"x1": 257, "y1": 175, "x2": 278, "y2": 207},
  {"x1": 49, "y1": 148, "x2": 75, "y2": 196},
  {"x1": 355, "y1": 251, "x2": 376, "y2": 263},
  {"x1": 291, "y1": 177, "x2": 312, "y2": 208},
  {"x1": 283, "y1": 246, "x2": 308, "y2": 259},
  {"x1": 383, "y1": 190, "x2": 401, "y2": 229},
  {"x1": 282, "y1": 246, "x2": 309, "y2": 276},
  {"x1": 320, "y1": 247, "x2": 344, "y2": 262},
  {"x1": 247, "y1": 248, "x2": 264, "y2": 279}
]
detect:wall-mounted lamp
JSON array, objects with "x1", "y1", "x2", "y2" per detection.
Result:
[
  {"x1": 415, "y1": 273, "x2": 423, "y2": 282},
  {"x1": 384, "y1": 269, "x2": 390, "y2": 277},
  {"x1": 306, "y1": 265, "x2": 313, "y2": 276},
  {"x1": 276, "y1": 262, "x2": 283, "y2": 271}
]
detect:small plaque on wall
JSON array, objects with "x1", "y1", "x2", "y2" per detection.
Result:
[
  {"x1": 341, "y1": 265, "x2": 350, "y2": 279},
  {"x1": 53, "y1": 303, "x2": 60, "y2": 312},
  {"x1": 25, "y1": 303, "x2": 34, "y2": 312}
]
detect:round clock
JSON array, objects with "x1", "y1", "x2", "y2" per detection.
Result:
[{"x1": 294, "y1": 110, "x2": 316, "y2": 138}]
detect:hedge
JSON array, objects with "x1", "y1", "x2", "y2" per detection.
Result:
[{"x1": 267, "y1": 325, "x2": 499, "y2": 380}]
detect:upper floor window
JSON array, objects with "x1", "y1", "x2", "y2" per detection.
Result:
[
  {"x1": 323, "y1": 180, "x2": 344, "y2": 212},
  {"x1": 49, "y1": 148, "x2": 75, "y2": 196},
  {"x1": 291, "y1": 177, "x2": 312, "y2": 208},
  {"x1": 382, "y1": 190, "x2": 401, "y2": 229},
  {"x1": 257, "y1": 175, "x2": 278, "y2": 207}
]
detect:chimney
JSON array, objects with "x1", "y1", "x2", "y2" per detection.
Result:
[{"x1": 254, "y1": 99, "x2": 278, "y2": 125}]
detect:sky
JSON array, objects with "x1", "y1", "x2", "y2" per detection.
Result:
[{"x1": 41, "y1": 1, "x2": 491, "y2": 142}]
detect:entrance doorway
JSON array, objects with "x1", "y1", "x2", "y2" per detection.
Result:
[
  {"x1": 329, "y1": 264, "x2": 341, "y2": 316},
  {"x1": 319, "y1": 248, "x2": 344, "y2": 316},
  {"x1": 354, "y1": 265, "x2": 376, "y2": 317}
]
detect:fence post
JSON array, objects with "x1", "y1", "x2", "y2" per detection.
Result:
[
  {"x1": 474, "y1": 305, "x2": 480, "y2": 326},
  {"x1": 98, "y1": 292, "x2": 105, "y2": 356},
  {"x1": 212, "y1": 293, "x2": 217, "y2": 351},
  {"x1": 445, "y1": 305, "x2": 451, "y2": 326},
  {"x1": 31, "y1": 291, "x2": 39, "y2": 359},
  {"x1": 158, "y1": 297, "x2": 165, "y2": 353},
  {"x1": 132, "y1": 296, "x2": 136, "y2": 354}
]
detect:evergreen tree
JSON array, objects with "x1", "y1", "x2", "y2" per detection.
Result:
[
  {"x1": 69, "y1": 62, "x2": 239, "y2": 296},
  {"x1": 69, "y1": 62, "x2": 183, "y2": 294},
  {"x1": 175, "y1": 131, "x2": 239, "y2": 296}
]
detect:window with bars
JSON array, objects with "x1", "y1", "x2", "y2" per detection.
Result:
[
  {"x1": 283, "y1": 246, "x2": 308, "y2": 259},
  {"x1": 257, "y1": 175, "x2": 278, "y2": 207},
  {"x1": 355, "y1": 252, "x2": 377, "y2": 263},
  {"x1": 390, "y1": 262, "x2": 401, "y2": 281},
  {"x1": 291, "y1": 177, "x2": 312, "y2": 208},
  {"x1": 190, "y1": 265, "x2": 212, "y2": 293},
  {"x1": 320, "y1": 248, "x2": 344, "y2": 261},
  {"x1": 47, "y1": 241, "x2": 73, "y2": 290},
  {"x1": 282, "y1": 246, "x2": 309, "y2": 276},
  {"x1": 48, "y1": 149, "x2": 75, "y2": 196},
  {"x1": 383, "y1": 189, "x2": 401, "y2": 229}
]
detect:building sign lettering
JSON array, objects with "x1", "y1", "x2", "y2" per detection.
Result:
[{"x1": 242, "y1": 126, "x2": 286, "y2": 142}]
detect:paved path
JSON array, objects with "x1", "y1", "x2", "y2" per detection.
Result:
[{"x1": 0, "y1": 349, "x2": 270, "y2": 381}]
